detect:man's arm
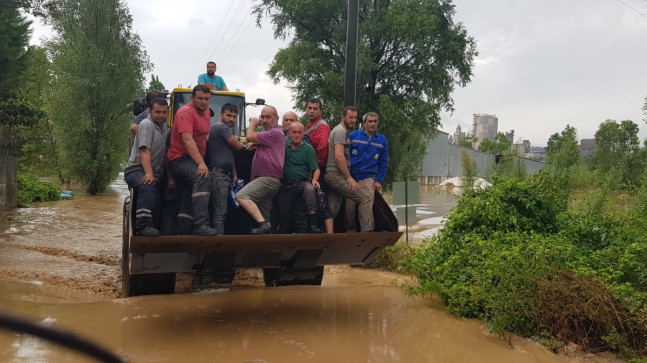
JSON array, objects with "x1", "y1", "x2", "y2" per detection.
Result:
[
  {"x1": 130, "y1": 124, "x2": 138, "y2": 140},
  {"x1": 225, "y1": 135, "x2": 244, "y2": 150},
  {"x1": 311, "y1": 168, "x2": 320, "y2": 189},
  {"x1": 375, "y1": 139, "x2": 389, "y2": 190},
  {"x1": 334, "y1": 143, "x2": 357, "y2": 191},
  {"x1": 245, "y1": 117, "x2": 261, "y2": 143},
  {"x1": 181, "y1": 132, "x2": 209, "y2": 178},
  {"x1": 139, "y1": 147, "x2": 155, "y2": 184},
  {"x1": 312, "y1": 127, "x2": 329, "y2": 167}
]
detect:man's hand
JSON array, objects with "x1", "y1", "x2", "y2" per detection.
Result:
[
  {"x1": 312, "y1": 179, "x2": 320, "y2": 189},
  {"x1": 249, "y1": 117, "x2": 259, "y2": 129},
  {"x1": 374, "y1": 182, "x2": 382, "y2": 191},
  {"x1": 140, "y1": 173, "x2": 155, "y2": 185},
  {"x1": 195, "y1": 163, "x2": 209, "y2": 178},
  {"x1": 347, "y1": 177, "x2": 358, "y2": 191}
]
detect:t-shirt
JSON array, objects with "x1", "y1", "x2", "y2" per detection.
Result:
[
  {"x1": 133, "y1": 110, "x2": 149, "y2": 125},
  {"x1": 198, "y1": 74, "x2": 227, "y2": 91},
  {"x1": 283, "y1": 140, "x2": 318, "y2": 184},
  {"x1": 167, "y1": 103, "x2": 211, "y2": 161},
  {"x1": 251, "y1": 126, "x2": 285, "y2": 180},
  {"x1": 205, "y1": 122, "x2": 236, "y2": 172},
  {"x1": 125, "y1": 117, "x2": 168, "y2": 180},
  {"x1": 326, "y1": 123, "x2": 350, "y2": 174}
]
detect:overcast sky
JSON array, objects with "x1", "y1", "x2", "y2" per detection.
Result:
[{"x1": 29, "y1": 0, "x2": 647, "y2": 147}]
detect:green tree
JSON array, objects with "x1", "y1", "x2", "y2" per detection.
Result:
[
  {"x1": 477, "y1": 132, "x2": 511, "y2": 155},
  {"x1": 457, "y1": 133, "x2": 477, "y2": 149},
  {"x1": 460, "y1": 150, "x2": 477, "y2": 187},
  {"x1": 14, "y1": 47, "x2": 63, "y2": 178},
  {"x1": 593, "y1": 119, "x2": 639, "y2": 172},
  {"x1": 254, "y1": 0, "x2": 477, "y2": 185},
  {"x1": 0, "y1": 3, "x2": 31, "y2": 97},
  {"x1": 545, "y1": 124, "x2": 580, "y2": 170},
  {"x1": 146, "y1": 74, "x2": 167, "y2": 93},
  {"x1": 46, "y1": 0, "x2": 150, "y2": 193}
]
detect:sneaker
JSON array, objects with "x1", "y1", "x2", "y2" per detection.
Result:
[
  {"x1": 250, "y1": 222, "x2": 271, "y2": 235},
  {"x1": 192, "y1": 224, "x2": 219, "y2": 236},
  {"x1": 139, "y1": 225, "x2": 160, "y2": 237}
]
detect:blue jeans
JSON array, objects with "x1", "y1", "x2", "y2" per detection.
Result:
[
  {"x1": 124, "y1": 170, "x2": 160, "y2": 232},
  {"x1": 170, "y1": 156, "x2": 211, "y2": 230},
  {"x1": 209, "y1": 170, "x2": 231, "y2": 235}
]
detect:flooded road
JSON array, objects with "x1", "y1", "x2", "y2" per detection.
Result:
[{"x1": 0, "y1": 177, "x2": 583, "y2": 362}]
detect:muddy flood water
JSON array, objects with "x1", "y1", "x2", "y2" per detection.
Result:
[{"x1": 0, "y1": 177, "x2": 605, "y2": 362}]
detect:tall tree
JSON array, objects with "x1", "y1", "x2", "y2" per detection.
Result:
[
  {"x1": 545, "y1": 124, "x2": 579, "y2": 170},
  {"x1": 593, "y1": 119, "x2": 639, "y2": 172},
  {"x1": 146, "y1": 74, "x2": 167, "y2": 93},
  {"x1": 46, "y1": 0, "x2": 150, "y2": 193},
  {"x1": 15, "y1": 46, "x2": 62, "y2": 177},
  {"x1": 254, "y1": 0, "x2": 477, "y2": 185},
  {"x1": 0, "y1": 3, "x2": 31, "y2": 97}
]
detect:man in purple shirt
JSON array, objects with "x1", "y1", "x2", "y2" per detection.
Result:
[{"x1": 235, "y1": 106, "x2": 285, "y2": 234}]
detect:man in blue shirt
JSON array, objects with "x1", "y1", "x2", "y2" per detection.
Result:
[
  {"x1": 346, "y1": 112, "x2": 389, "y2": 232},
  {"x1": 198, "y1": 61, "x2": 229, "y2": 91}
]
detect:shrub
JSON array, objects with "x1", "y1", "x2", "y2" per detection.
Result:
[
  {"x1": 17, "y1": 173, "x2": 60, "y2": 205},
  {"x1": 403, "y1": 173, "x2": 647, "y2": 357}
]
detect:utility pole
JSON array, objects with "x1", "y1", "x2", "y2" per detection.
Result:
[{"x1": 343, "y1": 0, "x2": 359, "y2": 107}]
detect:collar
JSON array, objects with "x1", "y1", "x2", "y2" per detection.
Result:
[{"x1": 307, "y1": 116, "x2": 323, "y2": 126}]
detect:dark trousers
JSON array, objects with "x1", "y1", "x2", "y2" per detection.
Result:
[
  {"x1": 277, "y1": 180, "x2": 317, "y2": 234},
  {"x1": 170, "y1": 156, "x2": 211, "y2": 230},
  {"x1": 124, "y1": 170, "x2": 160, "y2": 232}
]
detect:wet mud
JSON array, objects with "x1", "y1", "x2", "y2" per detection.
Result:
[{"x1": 0, "y1": 177, "x2": 612, "y2": 362}]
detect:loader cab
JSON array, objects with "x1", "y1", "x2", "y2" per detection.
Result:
[{"x1": 168, "y1": 88, "x2": 253, "y2": 137}]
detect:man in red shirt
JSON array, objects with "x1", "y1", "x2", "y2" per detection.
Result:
[
  {"x1": 304, "y1": 98, "x2": 334, "y2": 233},
  {"x1": 167, "y1": 85, "x2": 218, "y2": 236}
]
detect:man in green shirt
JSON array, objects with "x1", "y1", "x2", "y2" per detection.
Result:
[{"x1": 277, "y1": 123, "x2": 322, "y2": 233}]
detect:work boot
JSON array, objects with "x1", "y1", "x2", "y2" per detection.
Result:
[
  {"x1": 250, "y1": 221, "x2": 271, "y2": 235},
  {"x1": 307, "y1": 214, "x2": 322, "y2": 234},
  {"x1": 139, "y1": 225, "x2": 160, "y2": 237},
  {"x1": 192, "y1": 224, "x2": 218, "y2": 236}
]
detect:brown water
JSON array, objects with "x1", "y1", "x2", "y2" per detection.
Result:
[{"x1": 0, "y1": 177, "x2": 608, "y2": 362}]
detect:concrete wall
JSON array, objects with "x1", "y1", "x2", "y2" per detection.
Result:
[
  {"x1": 0, "y1": 156, "x2": 18, "y2": 211},
  {"x1": 418, "y1": 131, "x2": 545, "y2": 185}
]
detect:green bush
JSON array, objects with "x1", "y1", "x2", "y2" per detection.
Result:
[
  {"x1": 17, "y1": 173, "x2": 60, "y2": 205},
  {"x1": 403, "y1": 173, "x2": 647, "y2": 357}
]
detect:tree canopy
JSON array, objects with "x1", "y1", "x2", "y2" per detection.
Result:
[
  {"x1": 477, "y1": 132, "x2": 511, "y2": 155},
  {"x1": 147, "y1": 74, "x2": 167, "y2": 93},
  {"x1": 46, "y1": 0, "x2": 150, "y2": 194},
  {"x1": 0, "y1": 4, "x2": 31, "y2": 98},
  {"x1": 254, "y1": 0, "x2": 477, "y2": 184},
  {"x1": 545, "y1": 124, "x2": 579, "y2": 170}
]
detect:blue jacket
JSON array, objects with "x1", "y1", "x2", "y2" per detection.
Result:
[{"x1": 349, "y1": 129, "x2": 389, "y2": 184}]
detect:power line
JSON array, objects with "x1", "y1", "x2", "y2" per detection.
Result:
[
  {"x1": 220, "y1": 13, "x2": 256, "y2": 66},
  {"x1": 185, "y1": 1, "x2": 236, "y2": 86},
  {"x1": 210, "y1": 0, "x2": 250, "y2": 64},
  {"x1": 614, "y1": 0, "x2": 647, "y2": 18}
]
